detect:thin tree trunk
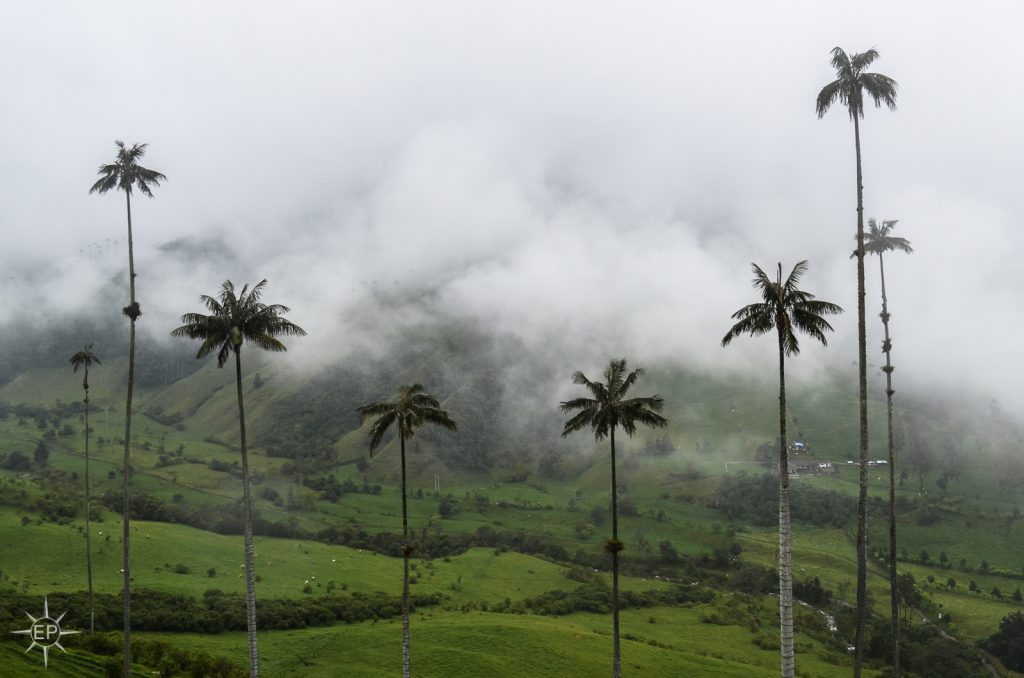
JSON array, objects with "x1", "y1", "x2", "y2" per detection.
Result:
[
  {"x1": 777, "y1": 327, "x2": 795, "y2": 678},
  {"x1": 400, "y1": 432, "x2": 411, "y2": 678},
  {"x1": 235, "y1": 350, "x2": 260, "y2": 678},
  {"x1": 610, "y1": 426, "x2": 621, "y2": 678},
  {"x1": 853, "y1": 111, "x2": 870, "y2": 678},
  {"x1": 880, "y1": 252, "x2": 900, "y2": 677},
  {"x1": 122, "y1": 189, "x2": 135, "y2": 678},
  {"x1": 84, "y1": 376, "x2": 94, "y2": 634}
]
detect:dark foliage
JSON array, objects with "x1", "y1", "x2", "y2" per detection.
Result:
[
  {"x1": 71, "y1": 633, "x2": 245, "y2": 677},
  {"x1": 509, "y1": 582, "x2": 714, "y2": 616},
  {"x1": 710, "y1": 472, "x2": 874, "y2": 528},
  {"x1": 0, "y1": 589, "x2": 444, "y2": 634},
  {"x1": 979, "y1": 611, "x2": 1024, "y2": 671}
]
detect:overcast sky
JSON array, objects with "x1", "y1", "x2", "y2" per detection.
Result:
[{"x1": 2, "y1": 1, "x2": 1022, "y2": 410}]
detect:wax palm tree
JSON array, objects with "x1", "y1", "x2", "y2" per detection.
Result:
[
  {"x1": 356, "y1": 386, "x2": 457, "y2": 678},
  {"x1": 70, "y1": 345, "x2": 101, "y2": 634},
  {"x1": 816, "y1": 48, "x2": 897, "y2": 675},
  {"x1": 171, "y1": 280, "x2": 305, "y2": 678},
  {"x1": 722, "y1": 262, "x2": 842, "y2": 678},
  {"x1": 560, "y1": 359, "x2": 667, "y2": 678},
  {"x1": 89, "y1": 140, "x2": 165, "y2": 676},
  {"x1": 864, "y1": 218, "x2": 913, "y2": 676}
]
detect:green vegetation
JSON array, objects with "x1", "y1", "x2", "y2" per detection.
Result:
[{"x1": 0, "y1": 315, "x2": 1019, "y2": 676}]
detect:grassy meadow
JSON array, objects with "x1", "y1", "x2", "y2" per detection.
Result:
[{"x1": 1, "y1": 356, "x2": 1022, "y2": 675}]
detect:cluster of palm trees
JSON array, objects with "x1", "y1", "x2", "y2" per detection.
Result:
[{"x1": 76, "y1": 44, "x2": 911, "y2": 678}]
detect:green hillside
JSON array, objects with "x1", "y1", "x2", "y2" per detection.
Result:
[{"x1": 1, "y1": 322, "x2": 1021, "y2": 676}]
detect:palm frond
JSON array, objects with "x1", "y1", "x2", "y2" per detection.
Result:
[
  {"x1": 90, "y1": 141, "x2": 166, "y2": 198},
  {"x1": 357, "y1": 401, "x2": 396, "y2": 420},
  {"x1": 417, "y1": 407, "x2": 458, "y2": 432},
  {"x1": 864, "y1": 218, "x2": 913, "y2": 255},
  {"x1": 88, "y1": 172, "x2": 119, "y2": 195},
  {"x1": 829, "y1": 46, "x2": 852, "y2": 74},
  {"x1": 619, "y1": 365, "x2": 643, "y2": 397},
  {"x1": 247, "y1": 335, "x2": 288, "y2": 353},
  {"x1": 560, "y1": 396, "x2": 599, "y2": 414},
  {"x1": 407, "y1": 392, "x2": 442, "y2": 409},
  {"x1": 621, "y1": 395, "x2": 666, "y2": 413},
  {"x1": 194, "y1": 336, "x2": 225, "y2": 361},
  {"x1": 69, "y1": 346, "x2": 101, "y2": 370},
  {"x1": 815, "y1": 79, "x2": 843, "y2": 118},
  {"x1": 357, "y1": 385, "x2": 456, "y2": 454},
  {"x1": 850, "y1": 47, "x2": 879, "y2": 70},
  {"x1": 818, "y1": 47, "x2": 897, "y2": 121},
  {"x1": 366, "y1": 412, "x2": 398, "y2": 453},
  {"x1": 782, "y1": 260, "x2": 809, "y2": 295},
  {"x1": 560, "y1": 360, "x2": 667, "y2": 442},
  {"x1": 861, "y1": 72, "x2": 899, "y2": 111},
  {"x1": 722, "y1": 302, "x2": 774, "y2": 345},
  {"x1": 561, "y1": 408, "x2": 602, "y2": 438},
  {"x1": 724, "y1": 261, "x2": 842, "y2": 358},
  {"x1": 171, "y1": 279, "x2": 304, "y2": 368}
]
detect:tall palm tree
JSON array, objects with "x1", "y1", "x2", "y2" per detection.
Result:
[
  {"x1": 816, "y1": 48, "x2": 897, "y2": 675},
  {"x1": 864, "y1": 218, "x2": 913, "y2": 676},
  {"x1": 560, "y1": 359, "x2": 667, "y2": 678},
  {"x1": 89, "y1": 140, "x2": 165, "y2": 676},
  {"x1": 70, "y1": 345, "x2": 101, "y2": 634},
  {"x1": 356, "y1": 386, "x2": 457, "y2": 678},
  {"x1": 171, "y1": 280, "x2": 305, "y2": 678},
  {"x1": 722, "y1": 262, "x2": 842, "y2": 678}
]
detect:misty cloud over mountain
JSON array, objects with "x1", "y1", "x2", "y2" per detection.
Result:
[{"x1": 1, "y1": 1, "x2": 1022, "y2": 411}]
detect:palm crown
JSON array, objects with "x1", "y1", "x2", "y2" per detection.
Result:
[
  {"x1": 89, "y1": 141, "x2": 167, "y2": 197},
  {"x1": 357, "y1": 385, "x2": 458, "y2": 452},
  {"x1": 560, "y1": 359, "x2": 667, "y2": 439},
  {"x1": 864, "y1": 218, "x2": 913, "y2": 257},
  {"x1": 171, "y1": 279, "x2": 306, "y2": 365},
  {"x1": 722, "y1": 261, "x2": 843, "y2": 356},
  {"x1": 70, "y1": 345, "x2": 101, "y2": 390},
  {"x1": 816, "y1": 47, "x2": 898, "y2": 121}
]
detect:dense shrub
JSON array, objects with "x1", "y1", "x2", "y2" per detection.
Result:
[
  {"x1": 709, "y1": 472, "x2": 869, "y2": 528},
  {"x1": 514, "y1": 582, "x2": 714, "y2": 616},
  {"x1": 0, "y1": 589, "x2": 445, "y2": 634},
  {"x1": 980, "y1": 611, "x2": 1024, "y2": 672}
]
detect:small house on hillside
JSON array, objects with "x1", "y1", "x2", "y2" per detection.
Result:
[{"x1": 789, "y1": 458, "x2": 836, "y2": 476}]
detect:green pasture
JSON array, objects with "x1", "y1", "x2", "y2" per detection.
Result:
[{"x1": 139, "y1": 604, "x2": 876, "y2": 678}]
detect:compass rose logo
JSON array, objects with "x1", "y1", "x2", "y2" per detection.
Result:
[{"x1": 10, "y1": 597, "x2": 80, "y2": 667}]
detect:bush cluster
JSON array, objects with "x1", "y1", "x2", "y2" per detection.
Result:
[
  {"x1": 710, "y1": 471, "x2": 875, "y2": 528},
  {"x1": 0, "y1": 589, "x2": 445, "y2": 635}
]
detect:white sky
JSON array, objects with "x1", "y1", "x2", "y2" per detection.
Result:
[{"x1": 2, "y1": 1, "x2": 1022, "y2": 410}]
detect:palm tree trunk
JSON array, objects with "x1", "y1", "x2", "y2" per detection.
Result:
[
  {"x1": 880, "y1": 253, "x2": 900, "y2": 677},
  {"x1": 400, "y1": 433, "x2": 411, "y2": 678},
  {"x1": 84, "y1": 378, "x2": 94, "y2": 634},
  {"x1": 610, "y1": 426, "x2": 621, "y2": 678},
  {"x1": 853, "y1": 111, "x2": 870, "y2": 678},
  {"x1": 122, "y1": 189, "x2": 135, "y2": 678},
  {"x1": 777, "y1": 330, "x2": 795, "y2": 678},
  {"x1": 235, "y1": 350, "x2": 260, "y2": 678}
]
